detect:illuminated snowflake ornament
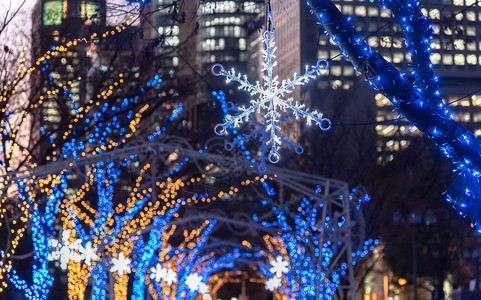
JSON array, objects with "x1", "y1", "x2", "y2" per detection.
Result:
[
  {"x1": 185, "y1": 273, "x2": 205, "y2": 293},
  {"x1": 269, "y1": 256, "x2": 289, "y2": 277},
  {"x1": 150, "y1": 264, "x2": 166, "y2": 282},
  {"x1": 212, "y1": 11, "x2": 330, "y2": 170},
  {"x1": 150, "y1": 264, "x2": 177, "y2": 285},
  {"x1": 48, "y1": 230, "x2": 82, "y2": 270},
  {"x1": 110, "y1": 253, "x2": 131, "y2": 277},
  {"x1": 265, "y1": 276, "x2": 282, "y2": 291},
  {"x1": 164, "y1": 268, "x2": 178, "y2": 285},
  {"x1": 78, "y1": 241, "x2": 98, "y2": 266}
]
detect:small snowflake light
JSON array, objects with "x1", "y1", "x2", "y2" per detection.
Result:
[
  {"x1": 150, "y1": 264, "x2": 166, "y2": 282},
  {"x1": 164, "y1": 268, "x2": 178, "y2": 285},
  {"x1": 110, "y1": 253, "x2": 131, "y2": 277},
  {"x1": 150, "y1": 264, "x2": 177, "y2": 285},
  {"x1": 212, "y1": 11, "x2": 330, "y2": 168},
  {"x1": 48, "y1": 230, "x2": 82, "y2": 270},
  {"x1": 269, "y1": 255, "x2": 289, "y2": 277},
  {"x1": 78, "y1": 241, "x2": 99, "y2": 266},
  {"x1": 265, "y1": 276, "x2": 282, "y2": 291},
  {"x1": 185, "y1": 273, "x2": 204, "y2": 292}
]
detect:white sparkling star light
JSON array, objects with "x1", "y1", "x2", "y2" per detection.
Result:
[
  {"x1": 270, "y1": 256, "x2": 289, "y2": 277},
  {"x1": 48, "y1": 230, "x2": 82, "y2": 270},
  {"x1": 110, "y1": 253, "x2": 131, "y2": 277},
  {"x1": 265, "y1": 276, "x2": 282, "y2": 291},
  {"x1": 185, "y1": 273, "x2": 205, "y2": 292},
  {"x1": 78, "y1": 241, "x2": 99, "y2": 266},
  {"x1": 212, "y1": 11, "x2": 331, "y2": 165}
]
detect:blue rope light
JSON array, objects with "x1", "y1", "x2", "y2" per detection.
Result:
[{"x1": 306, "y1": 0, "x2": 481, "y2": 231}]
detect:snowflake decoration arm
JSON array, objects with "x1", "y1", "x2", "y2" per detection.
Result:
[{"x1": 212, "y1": 11, "x2": 331, "y2": 165}]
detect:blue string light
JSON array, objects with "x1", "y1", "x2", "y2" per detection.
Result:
[{"x1": 259, "y1": 187, "x2": 375, "y2": 299}]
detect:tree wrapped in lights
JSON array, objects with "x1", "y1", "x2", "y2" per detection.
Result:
[
  {"x1": 7, "y1": 195, "x2": 55, "y2": 300},
  {"x1": 257, "y1": 187, "x2": 375, "y2": 299}
]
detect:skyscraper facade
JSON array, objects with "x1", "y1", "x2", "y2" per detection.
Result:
[
  {"x1": 325, "y1": 0, "x2": 481, "y2": 164},
  {"x1": 147, "y1": 0, "x2": 264, "y2": 133},
  {"x1": 254, "y1": 0, "x2": 481, "y2": 166},
  {"x1": 31, "y1": 0, "x2": 107, "y2": 134}
]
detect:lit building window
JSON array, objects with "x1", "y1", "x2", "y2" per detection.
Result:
[
  {"x1": 368, "y1": 37, "x2": 378, "y2": 47},
  {"x1": 473, "y1": 113, "x2": 481, "y2": 122},
  {"x1": 343, "y1": 5, "x2": 353, "y2": 14},
  {"x1": 331, "y1": 66, "x2": 342, "y2": 76},
  {"x1": 443, "y1": 55, "x2": 453, "y2": 65},
  {"x1": 380, "y1": 36, "x2": 391, "y2": 48},
  {"x1": 467, "y1": 11, "x2": 476, "y2": 21},
  {"x1": 375, "y1": 93, "x2": 390, "y2": 106},
  {"x1": 380, "y1": 8, "x2": 391, "y2": 18},
  {"x1": 455, "y1": 112, "x2": 470, "y2": 122},
  {"x1": 393, "y1": 53, "x2": 403, "y2": 63},
  {"x1": 431, "y1": 53, "x2": 441, "y2": 64},
  {"x1": 343, "y1": 66, "x2": 354, "y2": 76},
  {"x1": 234, "y1": 26, "x2": 241, "y2": 37},
  {"x1": 454, "y1": 39, "x2": 465, "y2": 50},
  {"x1": 393, "y1": 38, "x2": 403, "y2": 48},
  {"x1": 455, "y1": 13, "x2": 463, "y2": 21},
  {"x1": 381, "y1": 125, "x2": 396, "y2": 137},
  {"x1": 430, "y1": 39, "x2": 440, "y2": 50},
  {"x1": 454, "y1": 0, "x2": 464, "y2": 6},
  {"x1": 239, "y1": 38, "x2": 246, "y2": 50},
  {"x1": 429, "y1": 9, "x2": 440, "y2": 19},
  {"x1": 368, "y1": 7, "x2": 378, "y2": 17},
  {"x1": 472, "y1": 96, "x2": 481, "y2": 106},
  {"x1": 165, "y1": 36, "x2": 179, "y2": 47},
  {"x1": 467, "y1": 26, "x2": 476, "y2": 36},
  {"x1": 355, "y1": 6, "x2": 366, "y2": 16},
  {"x1": 43, "y1": 1, "x2": 63, "y2": 25},
  {"x1": 467, "y1": 54, "x2": 476, "y2": 65},
  {"x1": 202, "y1": 38, "x2": 225, "y2": 51},
  {"x1": 432, "y1": 25, "x2": 440, "y2": 34},
  {"x1": 331, "y1": 80, "x2": 342, "y2": 89},
  {"x1": 451, "y1": 97, "x2": 469, "y2": 106},
  {"x1": 202, "y1": 1, "x2": 238, "y2": 14},
  {"x1": 80, "y1": 1, "x2": 100, "y2": 25},
  {"x1": 318, "y1": 50, "x2": 328, "y2": 58}
]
